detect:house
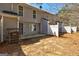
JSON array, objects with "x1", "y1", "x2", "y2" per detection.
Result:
[{"x1": 0, "y1": 3, "x2": 56, "y2": 42}]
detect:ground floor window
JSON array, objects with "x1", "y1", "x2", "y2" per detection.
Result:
[
  {"x1": 31, "y1": 24, "x2": 36, "y2": 32},
  {"x1": 19, "y1": 23, "x2": 23, "y2": 35}
]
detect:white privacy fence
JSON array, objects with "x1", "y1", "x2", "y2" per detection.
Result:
[
  {"x1": 47, "y1": 23, "x2": 77, "y2": 37},
  {"x1": 62, "y1": 26, "x2": 77, "y2": 33},
  {"x1": 62, "y1": 26, "x2": 72, "y2": 33},
  {"x1": 41, "y1": 19, "x2": 77, "y2": 37},
  {"x1": 71, "y1": 26, "x2": 77, "y2": 33},
  {"x1": 48, "y1": 24, "x2": 59, "y2": 37}
]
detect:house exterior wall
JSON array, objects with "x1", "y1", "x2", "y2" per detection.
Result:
[
  {"x1": 0, "y1": 3, "x2": 55, "y2": 24},
  {"x1": 18, "y1": 4, "x2": 42, "y2": 36},
  {"x1": 0, "y1": 3, "x2": 56, "y2": 39},
  {"x1": 3, "y1": 17, "x2": 17, "y2": 40},
  {"x1": 20, "y1": 4, "x2": 42, "y2": 23},
  {"x1": 0, "y1": 3, "x2": 55, "y2": 23},
  {"x1": 17, "y1": 4, "x2": 54, "y2": 36},
  {"x1": 23, "y1": 22, "x2": 40, "y2": 36},
  {"x1": 0, "y1": 3, "x2": 11, "y2": 12},
  {"x1": 40, "y1": 19, "x2": 49, "y2": 34},
  {"x1": 0, "y1": 3, "x2": 18, "y2": 13}
]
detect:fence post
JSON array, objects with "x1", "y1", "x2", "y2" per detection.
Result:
[
  {"x1": 70, "y1": 24, "x2": 72, "y2": 33},
  {"x1": 57, "y1": 22, "x2": 59, "y2": 37}
]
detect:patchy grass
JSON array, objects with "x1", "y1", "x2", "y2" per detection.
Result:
[{"x1": 0, "y1": 33, "x2": 79, "y2": 56}]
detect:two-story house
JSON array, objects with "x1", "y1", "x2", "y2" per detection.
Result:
[{"x1": 0, "y1": 3, "x2": 56, "y2": 42}]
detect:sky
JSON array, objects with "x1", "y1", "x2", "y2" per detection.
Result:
[{"x1": 30, "y1": 3, "x2": 65, "y2": 14}]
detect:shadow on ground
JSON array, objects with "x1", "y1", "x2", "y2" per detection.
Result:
[
  {"x1": 20, "y1": 36, "x2": 53, "y2": 45},
  {"x1": 0, "y1": 42, "x2": 25, "y2": 56},
  {"x1": 0, "y1": 36, "x2": 53, "y2": 56}
]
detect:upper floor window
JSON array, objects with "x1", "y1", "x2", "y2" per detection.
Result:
[
  {"x1": 33, "y1": 10, "x2": 36, "y2": 19},
  {"x1": 18, "y1": 5, "x2": 23, "y2": 16}
]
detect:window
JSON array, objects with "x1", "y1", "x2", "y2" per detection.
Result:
[
  {"x1": 19, "y1": 23, "x2": 23, "y2": 35},
  {"x1": 18, "y1": 5, "x2": 23, "y2": 16},
  {"x1": 33, "y1": 10, "x2": 36, "y2": 19},
  {"x1": 32, "y1": 24, "x2": 36, "y2": 32}
]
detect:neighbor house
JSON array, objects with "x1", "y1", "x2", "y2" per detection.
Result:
[{"x1": 0, "y1": 3, "x2": 56, "y2": 42}]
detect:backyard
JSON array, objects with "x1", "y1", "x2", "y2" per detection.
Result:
[{"x1": 0, "y1": 32, "x2": 79, "y2": 56}]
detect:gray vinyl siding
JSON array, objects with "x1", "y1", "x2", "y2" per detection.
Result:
[
  {"x1": 23, "y1": 22, "x2": 40, "y2": 36},
  {"x1": 3, "y1": 17, "x2": 17, "y2": 40}
]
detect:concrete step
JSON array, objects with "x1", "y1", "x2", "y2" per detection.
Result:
[{"x1": 20, "y1": 34, "x2": 46, "y2": 39}]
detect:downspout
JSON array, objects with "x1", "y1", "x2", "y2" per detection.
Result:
[
  {"x1": 39, "y1": 4, "x2": 43, "y2": 34},
  {"x1": 1, "y1": 16, "x2": 4, "y2": 42}
]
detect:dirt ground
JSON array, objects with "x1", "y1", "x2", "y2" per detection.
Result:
[{"x1": 0, "y1": 33, "x2": 79, "y2": 56}]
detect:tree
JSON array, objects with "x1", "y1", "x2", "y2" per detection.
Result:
[{"x1": 58, "y1": 4, "x2": 79, "y2": 26}]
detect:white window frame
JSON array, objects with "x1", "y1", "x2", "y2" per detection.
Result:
[
  {"x1": 31, "y1": 24, "x2": 36, "y2": 32},
  {"x1": 17, "y1": 4, "x2": 24, "y2": 17},
  {"x1": 32, "y1": 10, "x2": 37, "y2": 19}
]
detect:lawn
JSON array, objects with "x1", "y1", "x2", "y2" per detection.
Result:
[{"x1": 0, "y1": 33, "x2": 79, "y2": 56}]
